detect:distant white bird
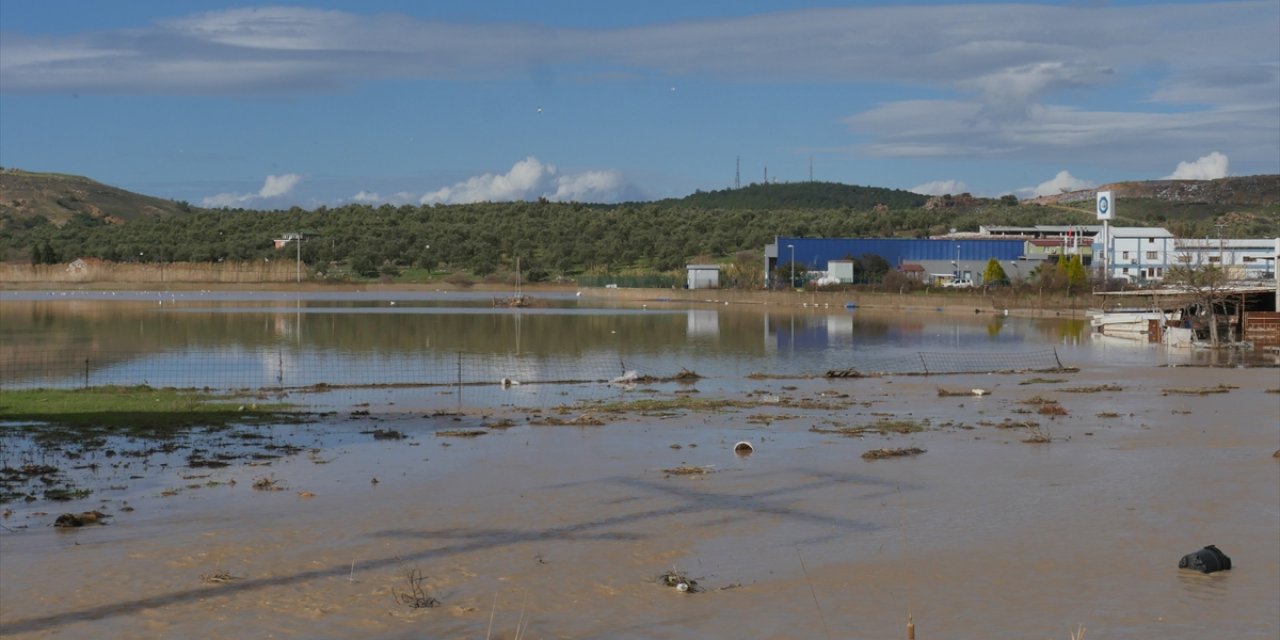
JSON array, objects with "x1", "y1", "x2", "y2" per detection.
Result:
[
  {"x1": 389, "y1": 301, "x2": 396, "y2": 306},
  {"x1": 971, "y1": 388, "x2": 989, "y2": 396},
  {"x1": 536, "y1": 107, "x2": 543, "y2": 114}
]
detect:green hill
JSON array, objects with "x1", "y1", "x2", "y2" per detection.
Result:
[
  {"x1": 658, "y1": 181, "x2": 929, "y2": 210},
  {"x1": 0, "y1": 168, "x2": 191, "y2": 227}
]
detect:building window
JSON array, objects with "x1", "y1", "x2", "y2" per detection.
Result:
[
  {"x1": 1148, "y1": 238, "x2": 1155, "y2": 244},
  {"x1": 1208, "y1": 256, "x2": 1220, "y2": 263},
  {"x1": 1177, "y1": 255, "x2": 1191, "y2": 263},
  {"x1": 1243, "y1": 256, "x2": 1256, "y2": 263},
  {"x1": 1122, "y1": 268, "x2": 1130, "y2": 274},
  {"x1": 1122, "y1": 251, "x2": 1130, "y2": 259},
  {"x1": 1146, "y1": 251, "x2": 1158, "y2": 260}
]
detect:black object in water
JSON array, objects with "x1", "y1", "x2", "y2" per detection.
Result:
[{"x1": 1178, "y1": 545, "x2": 1232, "y2": 574}]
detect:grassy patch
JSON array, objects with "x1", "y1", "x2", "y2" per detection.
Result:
[
  {"x1": 1162, "y1": 384, "x2": 1238, "y2": 396},
  {"x1": 1019, "y1": 377, "x2": 1067, "y2": 385},
  {"x1": 0, "y1": 385, "x2": 292, "y2": 433},
  {"x1": 584, "y1": 396, "x2": 749, "y2": 414},
  {"x1": 663, "y1": 465, "x2": 713, "y2": 476},
  {"x1": 862, "y1": 447, "x2": 926, "y2": 460},
  {"x1": 810, "y1": 418, "x2": 928, "y2": 437},
  {"x1": 1019, "y1": 394, "x2": 1058, "y2": 405},
  {"x1": 1059, "y1": 384, "x2": 1122, "y2": 393}
]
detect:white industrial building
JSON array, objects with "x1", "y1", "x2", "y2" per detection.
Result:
[{"x1": 1168, "y1": 238, "x2": 1278, "y2": 280}]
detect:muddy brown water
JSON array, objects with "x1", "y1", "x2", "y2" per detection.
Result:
[{"x1": 2, "y1": 365, "x2": 1277, "y2": 639}]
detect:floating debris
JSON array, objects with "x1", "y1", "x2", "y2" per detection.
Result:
[
  {"x1": 1019, "y1": 377, "x2": 1067, "y2": 385},
  {"x1": 394, "y1": 568, "x2": 441, "y2": 608},
  {"x1": 252, "y1": 476, "x2": 283, "y2": 491},
  {"x1": 810, "y1": 419, "x2": 927, "y2": 436},
  {"x1": 530, "y1": 414, "x2": 606, "y2": 426},
  {"x1": 1178, "y1": 545, "x2": 1232, "y2": 574},
  {"x1": 1059, "y1": 384, "x2": 1122, "y2": 393},
  {"x1": 200, "y1": 570, "x2": 241, "y2": 583},
  {"x1": 862, "y1": 447, "x2": 926, "y2": 460},
  {"x1": 1020, "y1": 395, "x2": 1059, "y2": 405},
  {"x1": 658, "y1": 569, "x2": 702, "y2": 593},
  {"x1": 435, "y1": 429, "x2": 487, "y2": 438},
  {"x1": 1037, "y1": 403, "x2": 1068, "y2": 417},
  {"x1": 663, "y1": 465, "x2": 713, "y2": 476},
  {"x1": 1163, "y1": 384, "x2": 1238, "y2": 396},
  {"x1": 937, "y1": 387, "x2": 993, "y2": 397},
  {"x1": 53, "y1": 511, "x2": 109, "y2": 528}
]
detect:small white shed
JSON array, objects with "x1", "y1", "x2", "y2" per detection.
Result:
[{"x1": 686, "y1": 264, "x2": 721, "y2": 289}]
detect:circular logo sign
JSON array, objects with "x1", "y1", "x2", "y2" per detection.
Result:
[{"x1": 1098, "y1": 196, "x2": 1109, "y2": 215}]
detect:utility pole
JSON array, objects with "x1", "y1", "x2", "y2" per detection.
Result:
[
  {"x1": 735, "y1": 156, "x2": 740, "y2": 189},
  {"x1": 1214, "y1": 222, "x2": 1227, "y2": 271}
]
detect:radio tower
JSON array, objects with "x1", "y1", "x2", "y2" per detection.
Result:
[{"x1": 735, "y1": 156, "x2": 740, "y2": 189}]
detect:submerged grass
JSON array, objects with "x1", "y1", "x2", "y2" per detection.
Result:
[
  {"x1": 810, "y1": 418, "x2": 928, "y2": 437},
  {"x1": 1162, "y1": 384, "x2": 1239, "y2": 396},
  {"x1": 0, "y1": 384, "x2": 293, "y2": 424},
  {"x1": 0, "y1": 385, "x2": 294, "y2": 442}
]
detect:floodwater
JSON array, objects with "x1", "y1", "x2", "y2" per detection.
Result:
[{"x1": 1, "y1": 290, "x2": 1278, "y2": 639}]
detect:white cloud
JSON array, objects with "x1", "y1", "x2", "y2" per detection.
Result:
[
  {"x1": 259, "y1": 174, "x2": 301, "y2": 198},
  {"x1": 910, "y1": 179, "x2": 968, "y2": 196},
  {"x1": 1164, "y1": 152, "x2": 1229, "y2": 180},
  {"x1": 3, "y1": 4, "x2": 1276, "y2": 179},
  {"x1": 844, "y1": 99, "x2": 1275, "y2": 175},
  {"x1": 962, "y1": 61, "x2": 1113, "y2": 120},
  {"x1": 552, "y1": 169, "x2": 625, "y2": 202},
  {"x1": 1019, "y1": 170, "x2": 1095, "y2": 198},
  {"x1": 3, "y1": 3, "x2": 1274, "y2": 100},
  {"x1": 202, "y1": 173, "x2": 302, "y2": 207},
  {"x1": 420, "y1": 157, "x2": 628, "y2": 204},
  {"x1": 350, "y1": 190, "x2": 422, "y2": 205}
]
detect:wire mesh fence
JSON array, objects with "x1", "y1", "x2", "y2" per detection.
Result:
[
  {"x1": 1, "y1": 347, "x2": 1069, "y2": 410},
  {"x1": 823, "y1": 348, "x2": 1067, "y2": 377}
]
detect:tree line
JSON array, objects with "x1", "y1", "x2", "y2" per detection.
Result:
[{"x1": 9, "y1": 200, "x2": 1106, "y2": 280}]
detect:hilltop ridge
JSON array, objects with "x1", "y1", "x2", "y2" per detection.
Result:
[
  {"x1": 1027, "y1": 174, "x2": 1280, "y2": 208},
  {"x1": 0, "y1": 168, "x2": 191, "y2": 227}
]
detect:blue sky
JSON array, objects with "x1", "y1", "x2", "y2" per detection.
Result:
[{"x1": 2, "y1": 1, "x2": 1277, "y2": 209}]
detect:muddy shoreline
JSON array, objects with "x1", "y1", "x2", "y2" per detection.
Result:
[
  {"x1": 3, "y1": 367, "x2": 1277, "y2": 639},
  {"x1": 0, "y1": 280, "x2": 1095, "y2": 316}
]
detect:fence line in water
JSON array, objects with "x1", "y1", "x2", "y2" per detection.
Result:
[{"x1": 1, "y1": 348, "x2": 1069, "y2": 408}]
